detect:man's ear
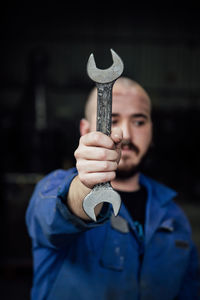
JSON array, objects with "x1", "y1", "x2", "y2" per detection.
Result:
[{"x1": 80, "y1": 118, "x2": 90, "y2": 136}]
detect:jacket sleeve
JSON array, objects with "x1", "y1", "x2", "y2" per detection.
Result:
[
  {"x1": 25, "y1": 168, "x2": 111, "y2": 249},
  {"x1": 176, "y1": 242, "x2": 200, "y2": 299}
]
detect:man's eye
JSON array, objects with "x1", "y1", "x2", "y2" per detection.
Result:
[
  {"x1": 134, "y1": 120, "x2": 145, "y2": 126},
  {"x1": 112, "y1": 119, "x2": 118, "y2": 125}
]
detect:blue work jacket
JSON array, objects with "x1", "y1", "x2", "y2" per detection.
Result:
[{"x1": 26, "y1": 168, "x2": 199, "y2": 300}]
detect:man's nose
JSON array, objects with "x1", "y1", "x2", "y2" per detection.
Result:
[{"x1": 121, "y1": 121, "x2": 131, "y2": 140}]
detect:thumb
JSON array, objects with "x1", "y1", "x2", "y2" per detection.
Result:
[
  {"x1": 111, "y1": 127, "x2": 123, "y2": 163},
  {"x1": 111, "y1": 127, "x2": 123, "y2": 146}
]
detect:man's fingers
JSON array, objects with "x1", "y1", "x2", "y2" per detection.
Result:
[
  {"x1": 79, "y1": 172, "x2": 116, "y2": 189},
  {"x1": 80, "y1": 131, "x2": 114, "y2": 149},
  {"x1": 77, "y1": 160, "x2": 118, "y2": 173},
  {"x1": 111, "y1": 127, "x2": 122, "y2": 163},
  {"x1": 75, "y1": 129, "x2": 123, "y2": 189},
  {"x1": 111, "y1": 127, "x2": 123, "y2": 148},
  {"x1": 75, "y1": 146, "x2": 118, "y2": 161}
]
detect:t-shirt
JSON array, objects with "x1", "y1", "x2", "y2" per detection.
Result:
[{"x1": 118, "y1": 185, "x2": 147, "y2": 229}]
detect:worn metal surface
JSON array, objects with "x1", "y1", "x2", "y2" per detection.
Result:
[
  {"x1": 87, "y1": 49, "x2": 124, "y2": 84},
  {"x1": 83, "y1": 49, "x2": 124, "y2": 221},
  {"x1": 83, "y1": 184, "x2": 121, "y2": 221},
  {"x1": 96, "y1": 82, "x2": 113, "y2": 135}
]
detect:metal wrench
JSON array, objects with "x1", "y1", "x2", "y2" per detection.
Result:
[{"x1": 82, "y1": 49, "x2": 124, "y2": 221}]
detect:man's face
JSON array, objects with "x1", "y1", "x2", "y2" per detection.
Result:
[{"x1": 89, "y1": 84, "x2": 152, "y2": 177}]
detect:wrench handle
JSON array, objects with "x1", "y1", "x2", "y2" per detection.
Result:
[
  {"x1": 95, "y1": 81, "x2": 115, "y2": 190},
  {"x1": 96, "y1": 82, "x2": 114, "y2": 135}
]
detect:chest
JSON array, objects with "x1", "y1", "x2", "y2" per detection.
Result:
[{"x1": 79, "y1": 215, "x2": 191, "y2": 297}]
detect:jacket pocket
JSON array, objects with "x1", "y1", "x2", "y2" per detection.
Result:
[{"x1": 100, "y1": 215, "x2": 129, "y2": 271}]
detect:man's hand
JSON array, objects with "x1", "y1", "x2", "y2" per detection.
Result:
[
  {"x1": 67, "y1": 127, "x2": 122, "y2": 220},
  {"x1": 74, "y1": 127, "x2": 122, "y2": 189}
]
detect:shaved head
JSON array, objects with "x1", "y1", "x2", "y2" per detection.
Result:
[{"x1": 84, "y1": 77, "x2": 151, "y2": 123}]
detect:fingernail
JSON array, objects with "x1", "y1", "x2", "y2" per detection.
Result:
[{"x1": 114, "y1": 134, "x2": 121, "y2": 142}]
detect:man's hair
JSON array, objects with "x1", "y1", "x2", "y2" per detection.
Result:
[{"x1": 84, "y1": 77, "x2": 151, "y2": 121}]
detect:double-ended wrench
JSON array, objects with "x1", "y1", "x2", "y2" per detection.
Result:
[{"x1": 82, "y1": 49, "x2": 124, "y2": 221}]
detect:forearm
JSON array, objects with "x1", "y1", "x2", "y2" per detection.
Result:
[
  {"x1": 26, "y1": 168, "x2": 111, "y2": 250},
  {"x1": 67, "y1": 175, "x2": 103, "y2": 220}
]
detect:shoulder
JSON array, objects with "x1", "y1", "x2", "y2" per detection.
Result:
[
  {"x1": 38, "y1": 168, "x2": 77, "y2": 184},
  {"x1": 33, "y1": 167, "x2": 78, "y2": 198},
  {"x1": 167, "y1": 200, "x2": 192, "y2": 235}
]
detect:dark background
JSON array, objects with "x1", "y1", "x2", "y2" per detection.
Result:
[{"x1": 0, "y1": 4, "x2": 200, "y2": 299}]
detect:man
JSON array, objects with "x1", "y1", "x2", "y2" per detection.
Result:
[{"x1": 26, "y1": 77, "x2": 199, "y2": 299}]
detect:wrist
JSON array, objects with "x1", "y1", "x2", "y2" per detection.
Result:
[{"x1": 67, "y1": 175, "x2": 92, "y2": 220}]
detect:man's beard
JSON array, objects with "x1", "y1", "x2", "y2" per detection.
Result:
[{"x1": 115, "y1": 140, "x2": 152, "y2": 180}]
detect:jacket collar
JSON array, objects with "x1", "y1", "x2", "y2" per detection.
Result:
[
  {"x1": 139, "y1": 173, "x2": 177, "y2": 207},
  {"x1": 118, "y1": 174, "x2": 177, "y2": 245}
]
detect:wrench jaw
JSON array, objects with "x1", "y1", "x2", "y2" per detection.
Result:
[
  {"x1": 83, "y1": 189, "x2": 121, "y2": 222},
  {"x1": 87, "y1": 49, "x2": 124, "y2": 84}
]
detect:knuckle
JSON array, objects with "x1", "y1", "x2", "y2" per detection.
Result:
[
  {"x1": 78, "y1": 161, "x2": 87, "y2": 175},
  {"x1": 74, "y1": 151, "x2": 77, "y2": 159},
  {"x1": 79, "y1": 173, "x2": 87, "y2": 185},
  {"x1": 92, "y1": 132, "x2": 101, "y2": 144},
  {"x1": 103, "y1": 161, "x2": 109, "y2": 170},
  {"x1": 76, "y1": 158, "x2": 85, "y2": 171},
  {"x1": 74, "y1": 144, "x2": 85, "y2": 159},
  {"x1": 97, "y1": 173, "x2": 107, "y2": 183},
  {"x1": 101, "y1": 171, "x2": 115, "y2": 183},
  {"x1": 100, "y1": 149, "x2": 107, "y2": 160},
  {"x1": 78, "y1": 173, "x2": 84, "y2": 182},
  {"x1": 75, "y1": 160, "x2": 81, "y2": 170},
  {"x1": 79, "y1": 135, "x2": 85, "y2": 144},
  {"x1": 81, "y1": 175, "x2": 95, "y2": 189},
  {"x1": 74, "y1": 148, "x2": 80, "y2": 159},
  {"x1": 113, "y1": 161, "x2": 118, "y2": 170},
  {"x1": 110, "y1": 171, "x2": 116, "y2": 180}
]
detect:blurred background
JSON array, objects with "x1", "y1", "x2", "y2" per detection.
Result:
[{"x1": 0, "y1": 3, "x2": 200, "y2": 299}]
